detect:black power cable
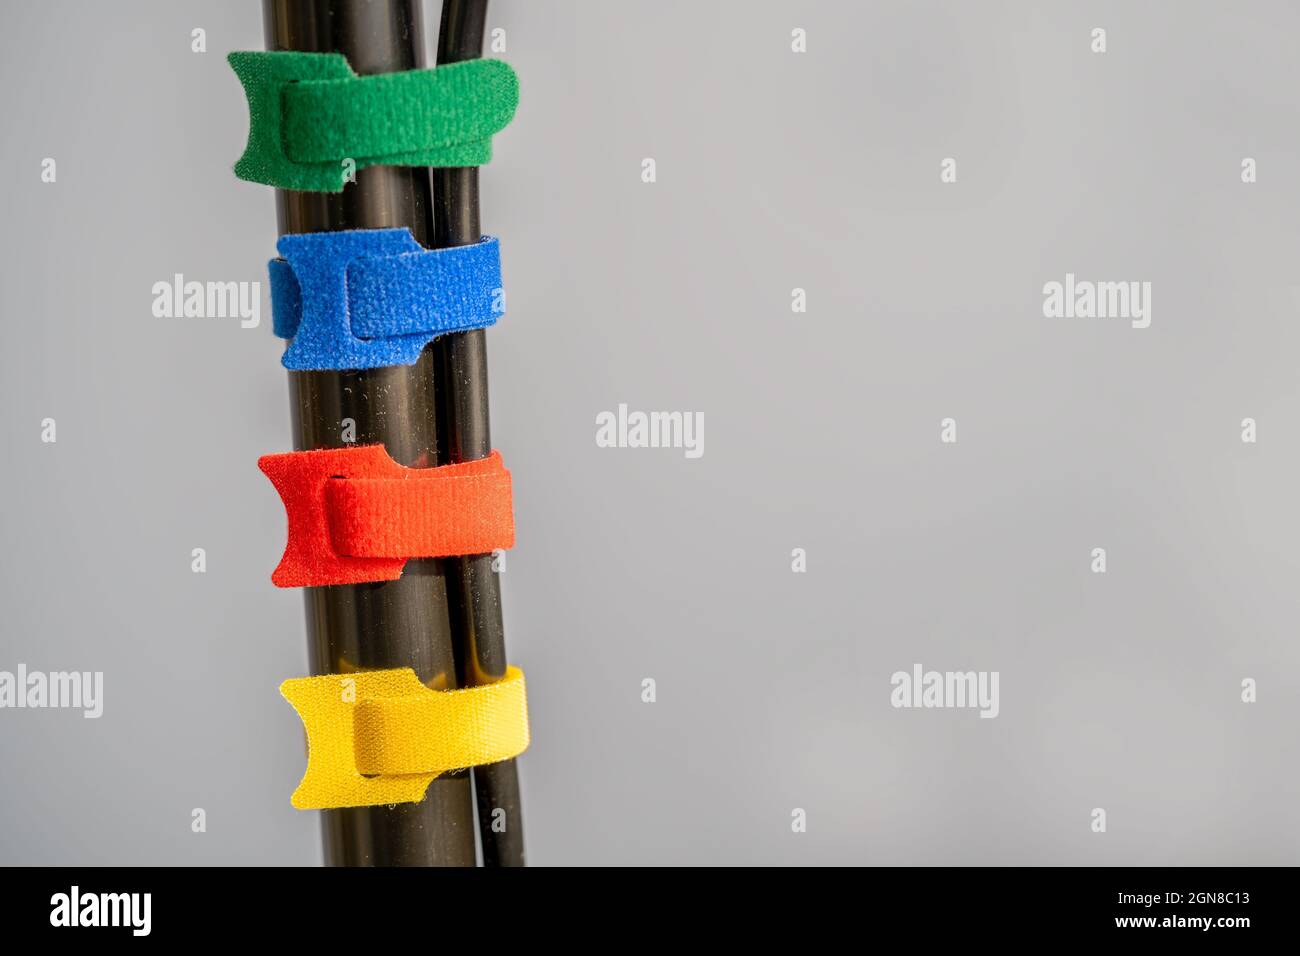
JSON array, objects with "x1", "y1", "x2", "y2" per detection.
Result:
[
  {"x1": 432, "y1": 0, "x2": 527, "y2": 867},
  {"x1": 263, "y1": 0, "x2": 478, "y2": 867}
]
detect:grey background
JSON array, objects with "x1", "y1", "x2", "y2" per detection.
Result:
[{"x1": 1, "y1": 0, "x2": 1298, "y2": 865}]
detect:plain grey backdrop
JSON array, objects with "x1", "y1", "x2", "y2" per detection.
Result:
[{"x1": 2, "y1": 0, "x2": 1298, "y2": 865}]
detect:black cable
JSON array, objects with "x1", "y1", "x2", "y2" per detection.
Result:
[
  {"x1": 263, "y1": 0, "x2": 478, "y2": 867},
  {"x1": 431, "y1": 0, "x2": 527, "y2": 867}
]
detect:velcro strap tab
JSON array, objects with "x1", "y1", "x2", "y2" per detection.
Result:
[
  {"x1": 280, "y1": 666, "x2": 529, "y2": 810},
  {"x1": 258, "y1": 444, "x2": 514, "y2": 588},
  {"x1": 228, "y1": 52, "x2": 519, "y2": 192},
  {"x1": 269, "y1": 228, "x2": 503, "y2": 371}
]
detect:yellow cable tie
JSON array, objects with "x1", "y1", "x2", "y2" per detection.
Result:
[{"x1": 280, "y1": 666, "x2": 529, "y2": 810}]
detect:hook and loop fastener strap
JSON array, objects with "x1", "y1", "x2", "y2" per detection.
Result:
[
  {"x1": 228, "y1": 52, "x2": 519, "y2": 192},
  {"x1": 281, "y1": 666, "x2": 529, "y2": 810},
  {"x1": 258, "y1": 444, "x2": 514, "y2": 588},
  {"x1": 269, "y1": 228, "x2": 504, "y2": 370}
]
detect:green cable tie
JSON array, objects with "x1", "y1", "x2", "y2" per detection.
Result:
[{"x1": 228, "y1": 51, "x2": 519, "y2": 192}]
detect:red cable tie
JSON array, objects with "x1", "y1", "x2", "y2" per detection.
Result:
[{"x1": 258, "y1": 444, "x2": 514, "y2": 588}]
